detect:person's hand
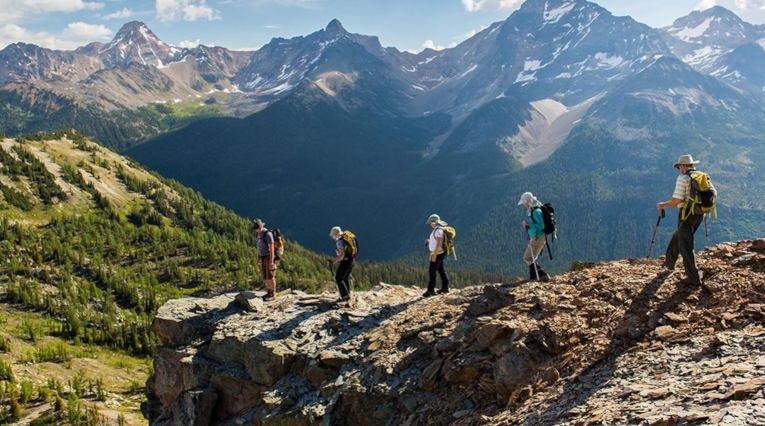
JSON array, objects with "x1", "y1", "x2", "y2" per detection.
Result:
[
  {"x1": 521, "y1": 220, "x2": 528, "y2": 227},
  {"x1": 326, "y1": 259, "x2": 333, "y2": 267},
  {"x1": 424, "y1": 239, "x2": 430, "y2": 245},
  {"x1": 269, "y1": 262, "x2": 276, "y2": 270},
  {"x1": 656, "y1": 203, "x2": 664, "y2": 215},
  {"x1": 430, "y1": 253, "x2": 437, "y2": 263}
]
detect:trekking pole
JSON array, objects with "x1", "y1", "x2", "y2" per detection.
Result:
[
  {"x1": 704, "y1": 214, "x2": 710, "y2": 247},
  {"x1": 646, "y1": 209, "x2": 665, "y2": 259},
  {"x1": 524, "y1": 225, "x2": 540, "y2": 281}
]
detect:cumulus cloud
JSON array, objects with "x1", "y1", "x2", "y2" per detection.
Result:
[
  {"x1": 156, "y1": 0, "x2": 221, "y2": 22},
  {"x1": 103, "y1": 7, "x2": 133, "y2": 20},
  {"x1": 462, "y1": 0, "x2": 524, "y2": 12},
  {"x1": 178, "y1": 38, "x2": 200, "y2": 48},
  {"x1": 0, "y1": 23, "x2": 82, "y2": 50},
  {"x1": 407, "y1": 39, "x2": 458, "y2": 53},
  {"x1": 62, "y1": 22, "x2": 112, "y2": 39},
  {"x1": 1, "y1": 0, "x2": 104, "y2": 14},
  {"x1": 696, "y1": 0, "x2": 765, "y2": 10},
  {"x1": 0, "y1": 0, "x2": 104, "y2": 22}
]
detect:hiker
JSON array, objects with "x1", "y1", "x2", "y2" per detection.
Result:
[
  {"x1": 328, "y1": 226, "x2": 353, "y2": 302},
  {"x1": 656, "y1": 154, "x2": 716, "y2": 286},
  {"x1": 519, "y1": 192, "x2": 550, "y2": 282},
  {"x1": 253, "y1": 218, "x2": 277, "y2": 300},
  {"x1": 423, "y1": 214, "x2": 450, "y2": 297}
]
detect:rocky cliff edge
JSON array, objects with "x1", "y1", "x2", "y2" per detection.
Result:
[{"x1": 143, "y1": 240, "x2": 765, "y2": 425}]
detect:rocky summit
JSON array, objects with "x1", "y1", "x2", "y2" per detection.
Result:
[{"x1": 143, "y1": 240, "x2": 765, "y2": 426}]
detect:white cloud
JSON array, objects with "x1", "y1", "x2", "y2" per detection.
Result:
[
  {"x1": 103, "y1": 7, "x2": 133, "y2": 20},
  {"x1": 462, "y1": 0, "x2": 524, "y2": 12},
  {"x1": 0, "y1": 23, "x2": 82, "y2": 50},
  {"x1": 409, "y1": 39, "x2": 457, "y2": 53},
  {"x1": 178, "y1": 38, "x2": 200, "y2": 48},
  {"x1": 0, "y1": 0, "x2": 104, "y2": 15},
  {"x1": 263, "y1": 25, "x2": 281, "y2": 29},
  {"x1": 156, "y1": 0, "x2": 221, "y2": 21},
  {"x1": 696, "y1": 0, "x2": 765, "y2": 10},
  {"x1": 0, "y1": 0, "x2": 105, "y2": 23},
  {"x1": 62, "y1": 22, "x2": 112, "y2": 39}
]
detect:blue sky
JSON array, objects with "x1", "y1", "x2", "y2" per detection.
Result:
[{"x1": 1, "y1": 0, "x2": 764, "y2": 52}]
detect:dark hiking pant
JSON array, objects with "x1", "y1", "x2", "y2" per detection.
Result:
[
  {"x1": 665, "y1": 212, "x2": 704, "y2": 283},
  {"x1": 335, "y1": 258, "x2": 354, "y2": 298},
  {"x1": 427, "y1": 252, "x2": 449, "y2": 292}
]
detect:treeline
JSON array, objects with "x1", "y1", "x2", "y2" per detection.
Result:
[
  {"x1": 0, "y1": 133, "x2": 509, "y2": 357},
  {"x1": 0, "y1": 88, "x2": 224, "y2": 152}
]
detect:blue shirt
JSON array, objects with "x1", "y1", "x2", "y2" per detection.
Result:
[{"x1": 528, "y1": 207, "x2": 545, "y2": 238}]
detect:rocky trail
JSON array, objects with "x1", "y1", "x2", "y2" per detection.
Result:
[{"x1": 144, "y1": 240, "x2": 765, "y2": 425}]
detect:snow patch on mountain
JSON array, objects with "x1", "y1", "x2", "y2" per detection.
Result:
[
  {"x1": 594, "y1": 53, "x2": 624, "y2": 69},
  {"x1": 671, "y1": 18, "x2": 714, "y2": 42},
  {"x1": 515, "y1": 60, "x2": 542, "y2": 84},
  {"x1": 683, "y1": 46, "x2": 723, "y2": 69},
  {"x1": 544, "y1": 2, "x2": 576, "y2": 25}
]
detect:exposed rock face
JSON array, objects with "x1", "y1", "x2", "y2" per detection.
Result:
[{"x1": 144, "y1": 241, "x2": 765, "y2": 425}]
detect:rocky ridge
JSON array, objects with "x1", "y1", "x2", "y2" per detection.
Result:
[{"x1": 143, "y1": 240, "x2": 765, "y2": 425}]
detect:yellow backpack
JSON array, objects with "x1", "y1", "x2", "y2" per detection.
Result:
[
  {"x1": 440, "y1": 226, "x2": 457, "y2": 259},
  {"x1": 683, "y1": 170, "x2": 717, "y2": 219},
  {"x1": 341, "y1": 230, "x2": 358, "y2": 258}
]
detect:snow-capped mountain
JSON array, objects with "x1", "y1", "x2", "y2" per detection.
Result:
[{"x1": 661, "y1": 6, "x2": 765, "y2": 88}]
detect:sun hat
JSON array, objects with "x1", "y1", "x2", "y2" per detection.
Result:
[
  {"x1": 252, "y1": 218, "x2": 265, "y2": 229},
  {"x1": 673, "y1": 154, "x2": 700, "y2": 169},
  {"x1": 329, "y1": 226, "x2": 342, "y2": 237},
  {"x1": 517, "y1": 192, "x2": 538, "y2": 205},
  {"x1": 426, "y1": 214, "x2": 447, "y2": 226}
]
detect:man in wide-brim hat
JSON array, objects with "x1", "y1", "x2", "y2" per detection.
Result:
[{"x1": 656, "y1": 154, "x2": 716, "y2": 287}]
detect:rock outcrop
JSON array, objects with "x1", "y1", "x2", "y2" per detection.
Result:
[{"x1": 143, "y1": 241, "x2": 765, "y2": 425}]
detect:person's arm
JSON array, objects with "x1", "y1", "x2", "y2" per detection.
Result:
[
  {"x1": 268, "y1": 232, "x2": 275, "y2": 268},
  {"x1": 657, "y1": 175, "x2": 687, "y2": 213},
  {"x1": 332, "y1": 240, "x2": 345, "y2": 264}
]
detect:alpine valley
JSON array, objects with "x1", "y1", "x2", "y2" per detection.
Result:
[{"x1": 3, "y1": 0, "x2": 765, "y2": 276}]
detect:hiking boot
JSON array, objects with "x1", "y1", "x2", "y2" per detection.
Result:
[
  {"x1": 539, "y1": 274, "x2": 550, "y2": 282},
  {"x1": 528, "y1": 265, "x2": 538, "y2": 281},
  {"x1": 263, "y1": 290, "x2": 275, "y2": 301},
  {"x1": 437, "y1": 289, "x2": 449, "y2": 294},
  {"x1": 422, "y1": 290, "x2": 436, "y2": 298},
  {"x1": 340, "y1": 295, "x2": 351, "y2": 302}
]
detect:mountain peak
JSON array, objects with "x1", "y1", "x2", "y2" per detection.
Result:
[
  {"x1": 99, "y1": 20, "x2": 176, "y2": 67},
  {"x1": 325, "y1": 19, "x2": 347, "y2": 35}
]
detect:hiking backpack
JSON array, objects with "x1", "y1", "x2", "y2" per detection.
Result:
[
  {"x1": 684, "y1": 170, "x2": 717, "y2": 219},
  {"x1": 271, "y1": 228, "x2": 284, "y2": 260},
  {"x1": 532, "y1": 203, "x2": 557, "y2": 236},
  {"x1": 532, "y1": 203, "x2": 557, "y2": 260},
  {"x1": 341, "y1": 230, "x2": 358, "y2": 258},
  {"x1": 440, "y1": 226, "x2": 457, "y2": 259},
  {"x1": 259, "y1": 229, "x2": 284, "y2": 261}
]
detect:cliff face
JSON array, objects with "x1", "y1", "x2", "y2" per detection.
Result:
[{"x1": 143, "y1": 240, "x2": 765, "y2": 426}]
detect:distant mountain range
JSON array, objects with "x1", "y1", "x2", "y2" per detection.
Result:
[{"x1": 3, "y1": 0, "x2": 765, "y2": 275}]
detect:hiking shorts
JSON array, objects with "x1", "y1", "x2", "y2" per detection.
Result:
[{"x1": 258, "y1": 256, "x2": 276, "y2": 280}]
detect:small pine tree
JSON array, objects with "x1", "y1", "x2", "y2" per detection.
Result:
[{"x1": 10, "y1": 390, "x2": 23, "y2": 421}]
